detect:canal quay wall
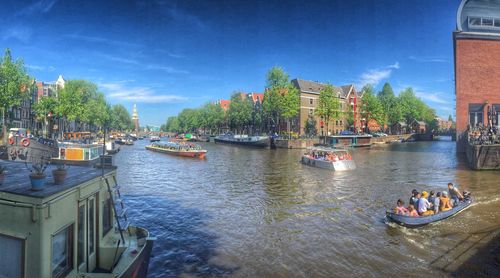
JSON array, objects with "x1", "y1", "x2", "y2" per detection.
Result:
[
  {"x1": 465, "y1": 143, "x2": 500, "y2": 170},
  {"x1": 275, "y1": 138, "x2": 317, "y2": 149}
]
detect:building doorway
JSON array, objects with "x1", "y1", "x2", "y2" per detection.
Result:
[{"x1": 77, "y1": 195, "x2": 97, "y2": 273}]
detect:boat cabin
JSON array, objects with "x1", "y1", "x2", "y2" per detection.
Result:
[
  {"x1": 52, "y1": 143, "x2": 103, "y2": 166},
  {"x1": 0, "y1": 161, "x2": 153, "y2": 277}
]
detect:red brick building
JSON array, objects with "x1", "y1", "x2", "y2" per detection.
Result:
[{"x1": 454, "y1": 0, "x2": 500, "y2": 152}]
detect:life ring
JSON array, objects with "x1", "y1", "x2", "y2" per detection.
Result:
[
  {"x1": 21, "y1": 138, "x2": 30, "y2": 147},
  {"x1": 8, "y1": 137, "x2": 14, "y2": 145}
]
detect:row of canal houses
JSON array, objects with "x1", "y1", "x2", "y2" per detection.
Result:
[
  {"x1": 216, "y1": 78, "x2": 456, "y2": 136},
  {"x1": 4, "y1": 75, "x2": 66, "y2": 134},
  {"x1": 216, "y1": 78, "x2": 368, "y2": 136}
]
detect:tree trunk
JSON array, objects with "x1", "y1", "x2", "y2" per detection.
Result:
[{"x1": 1, "y1": 107, "x2": 6, "y2": 145}]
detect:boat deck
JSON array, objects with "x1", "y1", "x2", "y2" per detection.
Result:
[{"x1": 0, "y1": 160, "x2": 114, "y2": 199}]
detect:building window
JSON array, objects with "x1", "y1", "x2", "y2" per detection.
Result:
[
  {"x1": 340, "y1": 120, "x2": 343, "y2": 126},
  {"x1": 102, "y1": 197, "x2": 112, "y2": 237},
  {"x1": 469, "y1": 104, "x2": 484, "y2": 127},
  {"x1": 469, "y1": 17, "x2": 481, "y2": 26},
  {"x1": 309, "y1": 99, "x2": 313, "y2": 105},
  {"x1": 482, "y1": 18, "x2": 493, "y2": 27},
  {"x1": 309, "y1": 109, "x2": 313, "y2": 115},
  {"x1": 0, "y1": 234, "x2": 24, "y2": 278},
  {"x1": 495, "y1": 19, "x2": 500, "y2": 27},
  {"x1": 336, "y1": 120, "x2": 339, "y2": 126},
  {"x1": 52, "y1": 225, "x2": 73, "y2": 278}
]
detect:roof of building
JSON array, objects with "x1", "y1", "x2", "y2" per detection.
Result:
[
  {"x1": 248, "y1": 93, "x2": 264, "y2": 103},
  {"x1": 457, "y1": 0, "x2": 500, "y2": 36},
  {"x1": 291, "y1": 78, "x2": 356, "y2": 98},
  {"x1": 217, "y1": 99, "x2": 231, "y2": 110}
]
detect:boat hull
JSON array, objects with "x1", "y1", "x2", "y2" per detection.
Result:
[
  {"x1": 119, "y1": 229, "x2": 154, "y2": 278},
  {"x1": 386, "y1": 198, "x2": 473, "y2": 227},
  {"x1": 145, "y1": 145, "x2": 207, "y2": 159},
  {"x1": 301, "y1": 156, "x2": 356, "y2": 170},
  {"x1": 214, "y1": 137, "x2": 270, "y2": 148}
]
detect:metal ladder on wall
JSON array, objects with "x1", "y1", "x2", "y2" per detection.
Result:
[{"x1": 105, "y1": 175, "x2": 131, "y2": 244}]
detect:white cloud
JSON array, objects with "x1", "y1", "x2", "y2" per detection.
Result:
[
  {"x1": 26, "y1": 64, "x2": 55, "y2": 72},
  {"x1": 98, "y1": 53, "x2": 188, "y2": 74},
  {"x1": 99, "y1": 82, "x2": 187, "y2": 103},
  {"x1": 2, "y1": 26, "x2": 33, "y2": 42},
  {"x1": 388, "y1": 62, "x2": 400, "y2": 69},
  {"x1": 408, "y1": 56, "x2": 449, "y2": 63},
  {"x1": 65, "y1": 34, "x2": 141, "y2": 48},
  {"x1": 17, "y1": 0, "x2": 58, "y2": 16},
  {"x1": 357, "y1": 62, "x2": 399, "y2": 87},
  {"x1": 414, "y1": 90, "x2": 451, "y2": 105},
  {"x1": 145, "y1": 64, "x2": 189, "y2": 74}
]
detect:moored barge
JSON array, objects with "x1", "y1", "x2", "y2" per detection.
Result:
[
  {"x1": 0, "y1": 159, "x2": 154, "y2": 277},
  {"x1": 214, "y1": 134, "x2": 270, "y2": 148}
]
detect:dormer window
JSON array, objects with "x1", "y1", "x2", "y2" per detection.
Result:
[{"x1": 468, "y1": 16, "x2": 500, "y2": 30}]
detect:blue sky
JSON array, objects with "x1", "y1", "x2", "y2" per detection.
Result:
[{"x1": 1, "y1": 0, "x2": 458, "y2": 125}]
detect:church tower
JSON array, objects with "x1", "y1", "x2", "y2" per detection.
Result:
[{"x1": 132, "y1": 104, "x2": 139, "y2": 133}]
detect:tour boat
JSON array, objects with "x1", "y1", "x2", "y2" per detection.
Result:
[
  {"x1": 149, "y1": 135, "x2": 161, "y2": 142},
  {"x1": 214, "y1": 133, "x2": 270, "y2": 148},
  {"x1": 301, "y1": 147, "x2": 357, "y2": 170},
  {"x1": 0, "y1": 159, "x2": 154, "y2": 277},
  {"x1": 386, "y1": 195, "x2": 473, "y2": 227},
  {"x1": 145, "y1": 142, "x2": 207, "y2": 159}
]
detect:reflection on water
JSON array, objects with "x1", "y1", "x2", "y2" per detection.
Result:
[{"x1": 114, "y1": 140, "x2": 500, "y2": 277}]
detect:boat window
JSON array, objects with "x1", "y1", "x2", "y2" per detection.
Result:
[
  {"x1": 469, "y1": 17, "x2": 481, "y2": 26},
  {"x1": 102, "y1": 197, "x2": 112, "y2": 237},
  {"x1": 52, "y1": 225, "x2": 73, "y2": 278},
  {"x1": 89, "y1": 201, "x2": 95, "y2": 255},
  {"x1": 0, "y1": 234, "x2": 24, "y2": 278},
  {"x1": 77, "y1": 205, "x2": 85, "y2": 267}
]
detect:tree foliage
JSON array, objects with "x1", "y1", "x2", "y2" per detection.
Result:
[
  {"x1": 228, "y1": 93, "x2": 253, "y2": 132},
  {"x1": 360, "y1": 84, "x2": 385, "y2": 130},
  {"x1": 110, "y1": 104, "x2": 132, "y2": 131},
  {"x1": 0, "y1": 49, "x2": 31, "y2": 142},
  {"x1": 315, "y1": 84, "x2": 341, "y2": 135}
]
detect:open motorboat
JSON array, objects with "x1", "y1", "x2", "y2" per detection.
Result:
[
  {"x1": 386, "y1": 194, "x2": 473, "y2": 227},
  {"x1": 301, "y1": 147, "x2": 356, "y2": 171}
]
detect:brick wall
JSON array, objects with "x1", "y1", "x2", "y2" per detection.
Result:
[{"x1": 455, "y1": 37, "x2": 500, "y2": 152}]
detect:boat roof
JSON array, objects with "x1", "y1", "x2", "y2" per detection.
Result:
[
  {"x1": 306, "y1": 146, "x2": 349, "y2": 152},
  {"x1": 0, "y1": 160, "x2": 114, "y2": 199}
]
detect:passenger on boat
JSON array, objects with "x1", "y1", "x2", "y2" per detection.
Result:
[
  {"x1": 408, "y1": 205, "x2": 419, "y2": 217},
  {"x1": 409, "y1": 189, "x2": 419, "y2": 210},
  {"x1": 417, "y1": 191, "x2": 434, "y2": 216},
  {"x1": 439, "y1": 191, "x2": 452, "y2": 212},
  {"x1": 394, "y1": 199, "x2": 409, "y2": 215},
  {"x1": 447, "y1": 183, "x2": 463, "y2": 207},
  {"x1": 433, "y1": 192, "x2": 441, "y2": 214},
  {"x1": 428, "y1": 191, "x2": 436, "y2": 204}
]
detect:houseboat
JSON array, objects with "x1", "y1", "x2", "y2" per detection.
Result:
[
  {"x1": 0, "y1": 159, "x2": 154, "y2": 277},
  {"x1": 105, "y1": 141, "x2": 120, "y2": 155},
  {"x1": 51, "y1": 143, "x2": 103, "y2": 166},
  {"x1": 145, "y1": 142, "x2": 207, "y2": 159},
  {"x1": 301, "y1": 147, "x2": 357, "y2": 170},
  {"x1": 324, "y1": 134, "x2": 372, "y2": 148},
  {"x1": 214, "y1": 133, "x2": 270, "y2": 148}
]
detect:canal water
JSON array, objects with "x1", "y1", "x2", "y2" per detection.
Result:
[{"x1": 114, "y1": 140, "x2": 500, "y2": 277}]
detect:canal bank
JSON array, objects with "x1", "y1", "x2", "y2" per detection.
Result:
[{"x1": 113, "y1": 140, "x2": 499, "y2": 277}]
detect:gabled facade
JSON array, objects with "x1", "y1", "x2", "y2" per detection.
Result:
[{"x1": 291, "y1": 78, "x2": 363, "y2": 136}]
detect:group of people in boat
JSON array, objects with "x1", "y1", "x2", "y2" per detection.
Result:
[
  {"x1": 154, "y1": 142, "x2": 202, "y2": 151},
  {"x1": 304, "y1": 150, "x2": 352, "y2": 162},
  {"x1": 394, "y1": 183, "x2": 466, "y2": 217}
]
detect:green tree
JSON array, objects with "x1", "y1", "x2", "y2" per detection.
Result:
[
  {"x1": 178, "y1": 108, "x2": 200, "y2": 133},
  {"x1": 280, "y1": 84, "x2": 300, "y2": 138},
  {"x1": 262, "y1": 66, "x2": 291, "y2": 134},
  {"x1": 315, "y1": 84, "x2": 341, "y2": 141},
  {"x1": 32, "y1": 95, "x2": 59, "y2": 137},
  {"x1": 110, "y1": 104, "x2": 132, "y2": 131},
  {"x1": 304, "y1": 115, "x2": 317, "y2": 137},
  {"x1": 204, "y1": 102, "x2": 225, "y2": 134},
  {"x1": 165, "y1": 116, "x2": 180, "y2": 133},
  {"x1": 448, "y1": 114, "x2": 453, "y2": 122},
  {"x1": 0, "y1": 49, "x2": 31, "y2": 143},
  {"x1": 227, "y1": 92, "x2": 253, "y2": 134},
  {"x1": 378, "y1": 82, "x2": 403, "y2": 132},
  {"x1": 57, "y1": 80, "x2": 99, "y2": 131},
  {"x1": 360, "y1": 84, "x2": 385, "y2": 132}
]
